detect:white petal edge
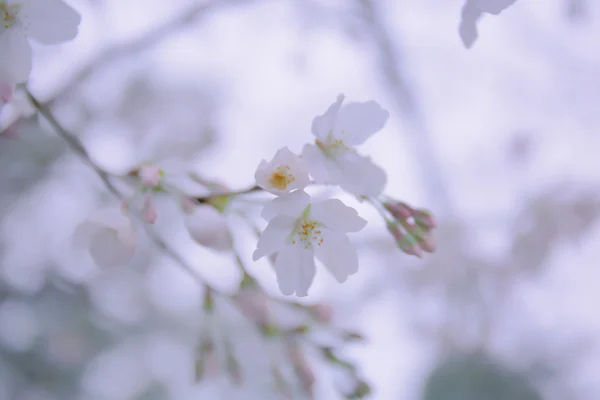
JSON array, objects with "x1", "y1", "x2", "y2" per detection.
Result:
[
  {"x1": 334, "y1": 101, "x2": 389, "y2": 146},
  {"x1": 253, "y1": 216, "x2": 296, "y2": 261},
  {"x1": 311, "y1": 199, "x2": 367, "y2": 233},
  {"x1": 315, "y1": 229, "x2": 359, "y2": 283},
  {"x1": 261, "y1": 190, "x2": 310, "y2": 221}
]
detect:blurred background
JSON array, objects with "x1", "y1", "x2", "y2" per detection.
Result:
[{"x1": 1, "y1": 0, "x2": 600, "y2": 399}]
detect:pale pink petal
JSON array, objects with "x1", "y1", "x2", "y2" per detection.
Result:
[
  {"x1": 273, "y1": 245, "x2": 316, "y2": 297},
  {"x1": 261, "y1": 190, "x2": 310, "y2": 221},
  {"x1": 315, "y1": 229, "x2": 358, "y2": 283},
  {"x1": 253, "y1": 216, "x2": 295, "y2": 260},
  {"x1": 337, "y1": 153, "x2": 387, "y2": 197},
  {"x1": 334, "y1": 100, "x2": 389, "y2": 146},
  {"x1": 301, "y1": 143, "x2": 343, "y2": 184},
  {"x1": 310, "y1": 199, "x2": 367, "y2": 233},
  {"x1": 311, "y1": 94, "x2": 344, "y2": 141}
]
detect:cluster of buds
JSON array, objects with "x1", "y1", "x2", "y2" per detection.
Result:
[{"x1": 384, "y1": 201, "x2": 437, "y2": 258}]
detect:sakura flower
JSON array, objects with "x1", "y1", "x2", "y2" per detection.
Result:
[
  {"x1": 253, "y1": 190, "x2": 367, "y2": 297},
  {"x1": 0, "y1": 0, "x2": 81, "y2": 83},
  {"x1": 73, "y1": 208, "x2": 136, "y2": 268},
  {"x1": 255, "y1": 146, "x2": 310, "y2": 195},
  {"x1": 184, "y1": 204, "x2": 232, "y2": 252},
  {"x1": 301, "y1": 95, "x2": 389, "y2": 197},
  {"x1": 0, "y1": 80, "x2": 13, "y2": 116}
]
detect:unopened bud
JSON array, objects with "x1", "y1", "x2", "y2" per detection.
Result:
[
  {"x1": 417, "y1": 230, "x2": 436, "y2": 253},
  {"x1": 383, "y1": 201, "x2": 413, "y2": 220},
  {"x1": 139, "y1": 165, "x2": 161, "y2": 188},
  {"x1": 413, "y1": 208, "x2": 436, "y2": 230},
  {"x1": 0, "y1": 81, "x2": 14, "y2": 104},
  {"x1": 141, "y1": 194, "x2": 157, "y2": 224},
  {"x1": 387, "y1": 222, "x2": 423, "y2": 258}
]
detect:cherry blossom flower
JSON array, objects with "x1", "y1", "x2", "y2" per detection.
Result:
[
  {"x1": 301, "y1": 94, "x2": 389, "y2": 197},
  {"x1": 73, "y1": 208, "x2": 136, "y2": 268},
  {"x1": 255, "y1": 146, "x2": 310, "y2": 196},
  {"x1": 253, "y1": 190, "x2": 367, "y2": 297},
  {"x1": 184, "y1": 204, "x2": 232, "y2": 252},
  {"x1": 0, "y1": 0, "x2": 81, "y2": 83}
]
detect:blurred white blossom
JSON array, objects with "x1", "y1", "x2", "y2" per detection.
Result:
[
  {"x1": 0, "y1": 0, "x2": 81, "y2": 83},
  {"x1": 301, "y1": 94, "x2": 389, "y2": 197},
  {"x1": 254, "y1": 190, "x2": 366, "y2": 297},
  {"x1": 73, "y1": 208, "x2": 136, "y2": 268},
  {"x1": 184, "y1": 204, "x2": 232, "y2": 252}
]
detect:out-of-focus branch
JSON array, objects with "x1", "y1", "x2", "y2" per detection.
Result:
[
  {"x1": 47, "y1": 0, "x2": 251, "y2": 106},
  {"x1": 357, "y1": 0, "x2": 455, "y2": 217}
]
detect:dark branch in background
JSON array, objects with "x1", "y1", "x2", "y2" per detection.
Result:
[{"x1": 357, "y1": 0, "x2": 455, "y2": 217}]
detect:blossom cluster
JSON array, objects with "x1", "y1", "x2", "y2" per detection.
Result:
[
  {"x1": 2, "y1": 0, "x2": 536, "y2": 297},
  {"x1": 252, "y1": 95, "x2": 389, "y2": 296}
]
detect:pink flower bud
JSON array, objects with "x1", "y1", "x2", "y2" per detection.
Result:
[
  {"x1": 139, "y1": 165, "x2": 161, "y2": 188},
  {"x1": 384, "y1": 201, "x2": 414, "y2": 221},
  {"x1": 142, "y1": 194, "x2": 157, "y2": 224},
  {"x1": 180, "y1": 197, "x2": 197, "y2": 214},
  {"x1": 387, "y1": 222, "x2": 423, "y2": 258},
  {"x1": 417, "y1": 230, "x2": 436, "y2": 253},
  {"x1": 0, "y1": 81, "x2": 14, "y2": 104},
  {"x1": 413, "y1": 208, "x2": 436, "y2": 230}
]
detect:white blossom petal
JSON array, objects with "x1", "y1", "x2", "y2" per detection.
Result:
[
  {"x1": 255, "y1": 147, "x2": 310, "y2": 195},
  {"x1": 310, "y1": 199, "x2": 367, "y2": 233},
  {"x1": 88, "y1": 227, "x2": 133, "y2": 268},
  {"x1": 311, "y1": 94, "x2": 344, "y2": 141},
  {"x1": 253, "y1": 216, "x2": 295, "y2": 261},
  {"x1": 0, "y1": 30, "x2": 32, "y2": 83},
  {"x1": 274, "y1": 245, "x2": 316, "y2": 297},
  {"x1": 334, "y1": 101, "x2": 389, "y2": 146},
  {"x1": 337, "y1": 153, "x2": 387, "y2": 197},
  {"x1": 22, "y1": 0, "x2": 81, "y2": 44},
  {"x1": 184, "y1": 204, "x2": 231, "y2": 252},
  {"x1": 261, "y1": 190, "x2": 310, "y2": 221},
  {"x1": 301, "y1": 143, "x2": 343, "y2": 184},
  {"x1": 315, "y1": 229, "x2": 358, "y2": 283}
]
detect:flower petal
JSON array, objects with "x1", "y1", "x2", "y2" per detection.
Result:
[
  {"x1": 311, "y1": 94, "x2": 344, "y2": 141},
  {"x1": 274, "y1": 245, "x2": 316, "y2": 297},
  {"x1": 333, "y1": 100, "x2": 389, "y2": 146},
  {"x1": 301, "y1": 143, "x2": 343, "y2": 185},
  {"x1": 88, "y1": 228, "x2": 134, "y2": 268},
  {"x1": 261, "y1": 190, "x2": 310, "y2": 221},
  {"x1": 337, "y1": 153, "x2": 387, "y2": 197},
  {"x1": 0, "y1": 30, "x2": 32, "y2": 83},
  {"x1": 22, "y1": 0, "x2": 81, "y2": 44},
  {"x1": 253, "y1": 216, "x2": 295, "y2": 261},
  {"x1": 315, "y1": 229, "x2": 358, "y2": 283},
  {"x1": 255, "y1": 147, "x2": 310, "y2": 195},
  {"x1": 311, "y1": 199, "x2": 367, "y2": 233}
]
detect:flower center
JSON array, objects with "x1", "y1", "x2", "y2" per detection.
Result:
[
  {"x1": 268, "y1": 165, "x2": 295, "y2": 190},
  {"x1": 1, "y1": 3, "x2": 19, "y2": 30},
  {"x1": 291, "y1": 208, "x2": 323, "y2": 249},
  {"x1": 316, "y1": 136, "x2": 350, "y2": 158}
]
